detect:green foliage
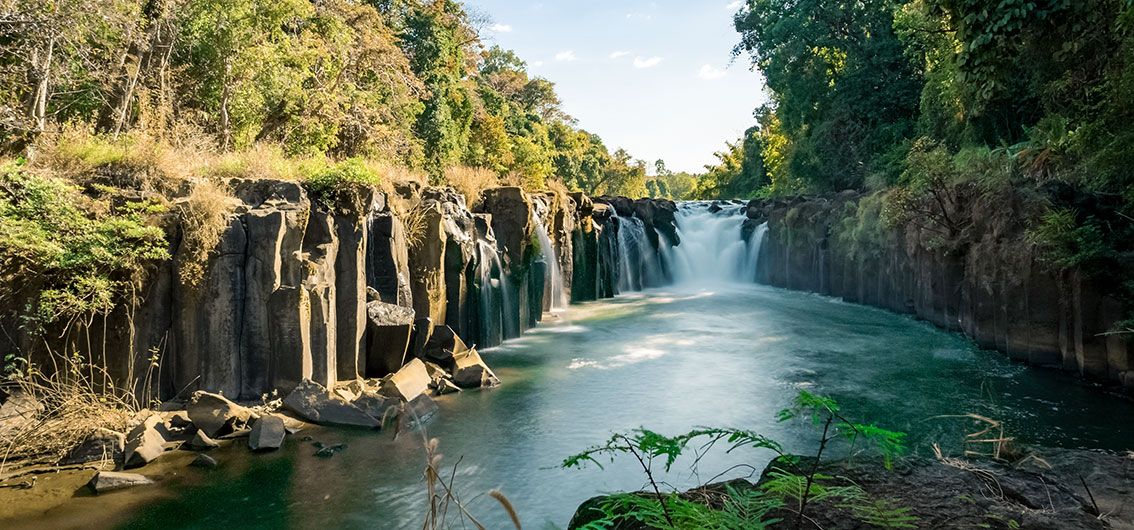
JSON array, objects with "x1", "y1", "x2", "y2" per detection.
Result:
[
  {"x1": 1026, "y1": 209, "x2": 1112, "y2": 271},
  {"x1": 564, "y1": 392, "x2": 912, "y2": 529},
  {"x1": 303, "y1": 158, "x2": 382, "y2": 210},
  {"x1": 0, "y1": 165, "x2": 169, "y2": 331}
]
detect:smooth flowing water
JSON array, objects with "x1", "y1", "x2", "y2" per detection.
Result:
[{"x1": 101, "y1": 283, "x2": 1134, "y2": 530}]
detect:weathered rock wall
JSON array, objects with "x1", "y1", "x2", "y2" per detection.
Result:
[
  {"x1": 14, "y1": 182, "x2": 654, "y2": 402},
  {"x1": 752, "y1": 193, "x2": 1133, "y2": 392}
]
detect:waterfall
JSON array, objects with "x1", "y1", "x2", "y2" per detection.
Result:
[
  {"x1": 531, "y1": 210, "x2": 567, "y2": 311},
  {"x1": 614, "y1": 215, "x2": 664, "y2": 292},
  {"x1": 475, "y1": 239, "x2": 512, "y2": 347},
  {"x1": 667, "y1": 202, "x2": 767, "y2": 285}
]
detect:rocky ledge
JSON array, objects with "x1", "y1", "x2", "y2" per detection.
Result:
[{"x1": 569, "y1": 448, "x2": 1134, "y2": 529}]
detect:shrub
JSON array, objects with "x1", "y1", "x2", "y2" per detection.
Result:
[
  {"x1": 303, "y1": 157, "x2": 382, "y2": 210},
  {"x1": 0, "y1": 163, "x2": 169, "y2": 331}
]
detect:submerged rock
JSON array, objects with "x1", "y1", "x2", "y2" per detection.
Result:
[
  {"x1": 88, "y1": 471, "x2": 153, "y2": 494},
  {"x1": 190, "y1": 453, "x2": 218, "y2": 469},
  {"x1": 248, "y1": 415, "x2": 286, "y2": 451},
  {"x1": 187, "y1": 391, "x2": 255, "y2": 438},
  {"x1": 282, "y1": 379, "x2": 380, "y2": 429}
]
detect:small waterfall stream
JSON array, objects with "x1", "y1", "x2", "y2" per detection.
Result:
[{"x1": 531, "y1": 208, "x2": 567, "y2": 311}]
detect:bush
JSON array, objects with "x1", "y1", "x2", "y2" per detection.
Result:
[
  {"x1": 0, "y1": 162, "x2": 169, "y2": 331},
  {"x1": 303, "y1": 157, "x2": 382, "y2": 210}
]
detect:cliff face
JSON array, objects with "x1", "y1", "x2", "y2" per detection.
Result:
[
  {"x1": 5, "y1": 181, "x2": 680, "y2": 402},
  {"x1": 753, "y1": 192, "x2": 1133, "y2": 392}
]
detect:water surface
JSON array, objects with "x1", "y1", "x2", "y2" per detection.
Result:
[{"x1": 106, "y1": 284, "x2": 1134, "y2": 530}]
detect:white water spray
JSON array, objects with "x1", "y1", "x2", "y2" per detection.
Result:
[{"x1": 667, "y1": 202, "x2": 767, "y2": 285}]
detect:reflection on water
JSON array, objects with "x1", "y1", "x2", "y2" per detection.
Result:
[{"x1": 92, "y1": 285, "x2": 1134, "y2": 529}]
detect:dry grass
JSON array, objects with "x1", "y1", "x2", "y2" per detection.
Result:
[
  {"x1": 419, "y1": 436, "x2": 522, "y2": 530},
  {"x1": 30, "y1": 126, "x2": 197, "y2": 194},
  {"x1": 0, "y1": 355, "x2": 137, "y2": 476},
  {"x1": 176, "y1": 179, "x2": 237, "y2": 287},
  {"x1": 402, "y1": 204, "x2": 429, "y2": 251},
  {"x1": 444, "y1": 166, "x2": 501, "y2": 208}
]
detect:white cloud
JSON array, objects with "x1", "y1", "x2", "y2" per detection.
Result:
[
  {"x1": 626, "y1": 12, "x2": 653, "y2": 21},
  {"x1": 698, "y1": 64, "x2": 727, "y2": 80},
  {"x1": 555, "y1": 50, "x2": 577, "y2": 62},
  {"x1": 726, "y1": 1, "x2": 742, "y2": 10},
  {"x1": 609, "y1": 51, "x2": 631, "y2": 60},
  {"x1": 532, "y1": 60, "x2": 545, "y2": 67},
  {"x1": 633, "y1": 56, "x2": 663, "y2": 69},
  {"x1": 489, "y1": 23, "x2": 512, "y2": 33}
]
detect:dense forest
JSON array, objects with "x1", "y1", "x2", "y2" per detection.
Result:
[
  {"x1": 684, "y1": 0, "x2": 1134, "y2": 294},
  {"x1": 0, "y1": 0, "x2": 650, "y2": 195}
]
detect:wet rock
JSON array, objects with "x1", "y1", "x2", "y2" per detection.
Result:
[
  {"x1": 186, "y1": 391, "x2": 255, "y2": 438},
  {"x1": 190, "y1": 454, "x2": 218, "y2": 469},
  {"x1": 218, "y1": 428, "x2": 251, "y2": 440},
  {"x1": 452, "y1": 349, "x2": 500, "y2": 389},
  {"x1": 88, "y1": 471, "x2": 153, "y2": 494},
  {"x1": 422, "y1": 325, "x2": 468, "y2": 368},
  {"x1": 124, "y1": 415, "x2": 167, "y2": 469},
  {"x1": 398, "y1": 394, "x2": 440, "y2": 429},
  {"x1": 282, "y1": 379, "x2": 380, "y2": 429},
  {"x1": 352, "y1": 392, "x2": 399, "y2": 424},
  {"x1": 187, "y1": 430, "x2": 220, "y2": 450},
  {"x1": 432, "y1": 379, "x2": 462, "y2": 396},
  {"x1": 379, "y1": 358, "x2": 431, "y2": 402},
  {"x1": 59, "y1": 428, "x2": 125, "y2": 467},
  {"x1": 364, "y1": 301, "x2": 415, "y2": 377},
  {"x1": 248, "y1": 415, "x2": 286, "y2": 452}
]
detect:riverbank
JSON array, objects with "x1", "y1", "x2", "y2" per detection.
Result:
[{"x1": 568, "y1": 446, "x2": 1134, "y2": 529}]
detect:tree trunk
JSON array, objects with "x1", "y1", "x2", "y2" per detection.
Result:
[
  {"x1": 220, "y1": 57, "x2": 232, "y2": 150},
  {"x1": 29, "y1": 37, "x2": 56, "y2": 135}
]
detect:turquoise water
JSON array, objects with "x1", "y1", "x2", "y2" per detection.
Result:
[{"x1": 61, "y1": 285, "x2": 1134, "y2": 529}]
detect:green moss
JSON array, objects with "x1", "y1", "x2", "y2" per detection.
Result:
[{"x1": 302, "y1": 157, "x2": 381, "y2": 211}]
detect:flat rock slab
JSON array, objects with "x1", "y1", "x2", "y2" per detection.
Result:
[
  {"x1": 190, "y1": 454, "x2": 218, "y2": 469},
  {"x1": 248, "y1": 415, "x2": 286, "y2": 451},
  {"x1": 187, "y1": 391, "x2": 254, "y2": 438},
  {"x1": 283, "y1": 379, "x2": 380, "y2": 429},
  {"x1": 88, "y1": 471, "x2": 153, "y2": 494}
]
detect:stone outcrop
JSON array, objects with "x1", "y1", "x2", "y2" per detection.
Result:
[
  {"x1": 88, "y1": 471, "x2": 153, "y2": 494},
  {"x1": 0, "y1": 179, "x2": 652, "y2": 404},
  {"x1": 754, "y1": 192, "x2": 1134, "y2": 391}
]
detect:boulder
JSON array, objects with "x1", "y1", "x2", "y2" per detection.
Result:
[
  {"x1": 282, "y1": 379, "x2": 380, "y2": 429},
  {"x1": 58, "y1": 428, "x2": 125, "y2": 467},
  {"x1": 187, "y1": 430, "x2": 220, "y2": 450},
  {"x1": 248, "y1": 415, "x2": 286, "y2": 452},
  {"x1": 379, "y1": 358, "x2": 431, "y2": 402},
  {"x1": 422, "y1": 325, "x2": 469, "y2": 368},
  {"x1": 124, "y1": 415, "x2": 167, "y2": 469},
  {"x1": 452, "y1": 349, "x2": 500, "y2": 389},
  {"x1": 88, "y1": 471, "x2": 153, "y2": 494},
  {"x1": 186, "y1": 391, "x2": 255, "y2": 438},
  {"x1": 364, "y1": 301, "x2": 416, "y2": 377},
  {"x1": 433, "y1": 379, "x2": 462, "y2": 396}
]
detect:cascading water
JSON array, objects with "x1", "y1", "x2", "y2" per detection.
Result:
[
  {"x1": 475, "y1": 239, "x2": 513, "y2": 347},
  {"x1": 614, "y1": 215, "x2": 666, "y2": 291},
  {"x1": 667, "y1": 202, "x2": 768, "y2": 285},
  {"x1": 531, "y1": 209, "x2": 567, "y2": 311}
]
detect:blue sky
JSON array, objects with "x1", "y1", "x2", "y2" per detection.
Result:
[{"x1": 468, "y1": 0, "x2": 770, "y2": 174}]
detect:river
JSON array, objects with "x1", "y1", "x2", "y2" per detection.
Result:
[{"x1": 106, "y1": 282, "x2": 1134, "y2": 530}]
